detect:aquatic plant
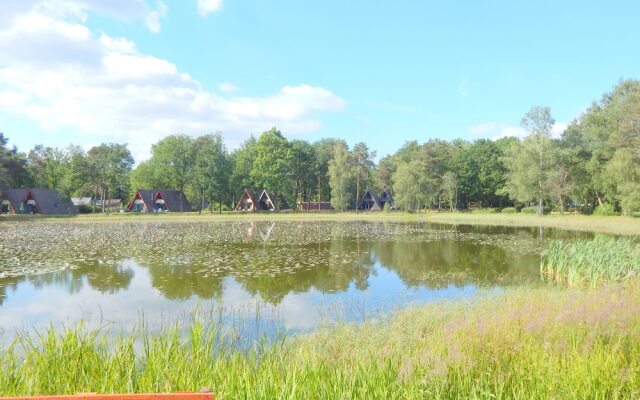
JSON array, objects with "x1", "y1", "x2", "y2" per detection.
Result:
[
  {"x1": 1, "y1": 284, "x2": 639, "y2": 398},
  {"x1": 541, "y1": 235, "x2": 640, "y2": 287}
]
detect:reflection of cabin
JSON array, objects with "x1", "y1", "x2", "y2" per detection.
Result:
[
  {"x1": 126, "y1": 189, "x2": 191, "y2": 212},
  {"x1": 298, "y1": 201, "x2": 335, "y2": 211},
  {"x1": 357, "y1": 189, "x2": 382, "y2": 211},
  {"x1": 235, "y1": 189, "x2": 285, "y2": 211},
  {"x1": 0, "y1": 188, "x2": 75, "y2": 215},
  {"x1": 379, "y1": 189, "x2": 395, "y2": 210}
]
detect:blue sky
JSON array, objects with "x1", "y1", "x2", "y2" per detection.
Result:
[{"x1": 1, "y1": 1, "x2": 639, "y2": 161}]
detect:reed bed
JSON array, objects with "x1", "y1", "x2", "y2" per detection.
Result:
[
  {"x1": 541, "y1": 235, "x2": 640, "y2": 287},
  {"x1": 2, "y1": 284, "x2": 640, "y2": 399}
]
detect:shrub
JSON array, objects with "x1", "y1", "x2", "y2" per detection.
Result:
[
  {"x1": 593, "y1": 203, "x2": 618, "y2": 216},
  {"x1": 501, "y1": 207, "x2": 517, "y2": 213},
  {"x1": 76, "y1": 204, "x2": 94, "y2": 214}
]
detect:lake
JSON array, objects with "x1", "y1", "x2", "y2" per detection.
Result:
[{"x1": 0, "y1": 220, "x2": 589, "y2": 342}]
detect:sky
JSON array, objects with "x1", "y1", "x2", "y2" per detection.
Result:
[{"x1": 1, "y1": 0, "x2": 639, "y2": 162}]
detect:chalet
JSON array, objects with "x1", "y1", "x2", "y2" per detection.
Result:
[
  {"x1": 379, "y1": 189, "x2": 396, "y2": 210},
  {"x1": 357, "y1": 189, "x2": 382, "y2": 211},
  {"x1": 235, "y1": 189, "x2": 284, "y2": 211},
  {"x1": 298, "y1": 201, "x2": 335, "y2": 211},
  {"x1": 126, "y1": 189, "x2": 191, "y2": 212},
  {"x1": 0, "y1": 188, "x2": 75, "y2": 215}
]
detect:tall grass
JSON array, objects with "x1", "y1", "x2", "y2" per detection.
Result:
[
  {"x1": 541, "y1": 235, "x2": 640, "y2": 287},
  {"x1": 2, "y1": 285, "x2": 640, "y2": 399}
]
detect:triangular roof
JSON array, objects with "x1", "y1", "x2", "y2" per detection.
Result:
[
  {"x1": 357, "y1": 189, "x2": 382, "y2": 211},
  {"x1": 127, "y1": 189, "x2": 155, "y2": 211},
  {"x1": 379, "y1": 188, "x2": 395, "y2": 209},
  {"x1": 235, "y1": 189, "x2": 257, "y2": 211},
  {"x1": 256, "y1": 189, "x2": 277, "y2": 211},
  {"x1": 156, "y1": 189, "x2": 191, "y2": 212},
  {"x1": 1, "y1": 188, "x2": 75, "y2": 215}
]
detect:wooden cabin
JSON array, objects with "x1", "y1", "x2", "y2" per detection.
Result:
[
  {"x1": 235, "y1": 189, "x2": 285, "y2": 211},
  {"x1": 126, "y1": 189, "x2": 191, "y2": 212},
  {"x1": 298, "y1": 201, "x2": 335, "y2": 211},
  {"x1": 0, "y1": 188, "x2": 75, "y2": 215},
  {"x1": 379, "y1": 189, "x2": 396, "y2": 210},
  {"x1": 357, "y1": 189, "x2": 382, "y2": 211}
]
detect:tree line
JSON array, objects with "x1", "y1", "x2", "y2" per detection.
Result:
[{"x1": 1, "y1": 79, "x2": 639, "y2": 215}]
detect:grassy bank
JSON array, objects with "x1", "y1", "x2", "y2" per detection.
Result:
[
  {"x1": 3, "y1": 211, "x2": 640, "y2": 235},
  {"x1": 2, "y1": 284, "x2": 639, "y2": 399}
]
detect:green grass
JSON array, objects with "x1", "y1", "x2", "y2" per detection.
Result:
[
  {"x1": 541, "y1": 235, "x2": 640, "y2": 287},
  {"x1": 2, "y1": 284, "x2": 640, "y2": 399}
]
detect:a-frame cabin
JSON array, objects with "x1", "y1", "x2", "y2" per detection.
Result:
[
  {"x1": 357, "y1": 189, "x2": 382, "y2": 211},
  {"x1": 235, "y1": 189, "x2": 281, "y2": 211},
  {"x1": 127, "y1": 189, "x2": 191, "y2": 212},
  {"x1": 0, "y1": 189, "x2": 75, "y2": 215},
  {"x1": 379, "y1": 189, "x2": 396, "y2": 210}
]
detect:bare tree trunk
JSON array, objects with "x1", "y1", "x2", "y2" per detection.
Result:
[{"x1": 200, "y1": 188, "x2": 204, "y2": 215}]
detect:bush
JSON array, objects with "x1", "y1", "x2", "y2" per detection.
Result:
[
  {"x1": 632, "y1": 212, "x2": 640, "y2": 218},
  {"x1": 593, "y1": 203, "x2": 618, "y2": 216},
  {"x1": 501, "y1": 207, "x2": 517, "y2": 214}
]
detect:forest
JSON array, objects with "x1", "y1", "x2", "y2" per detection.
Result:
[{"x1": 1, "y1": 79, "x2": 639, "y2": 215}]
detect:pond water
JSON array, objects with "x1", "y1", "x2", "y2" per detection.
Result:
[{"x1": 0, "y1": 220, "x2": 589, "y2": 342}]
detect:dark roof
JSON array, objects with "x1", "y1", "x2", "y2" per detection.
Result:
[
  {"x1": 358, "y1": 189, "x2": 382, "y2": 211},
  {"x1": 1, "y1": 188, "x2": 75, "y2": 215},
  {"x1": 379, "y1": 189, "x2": 395, "y2": 208},
  {"x1": 127, "y1": 189, "x2": 155, "y2": 211},
  {"x1": 156, "y1": 189, "x2": 191, "y2": 212}
]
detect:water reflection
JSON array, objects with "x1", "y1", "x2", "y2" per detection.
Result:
[{"x1": 0, "y1": 221, "x2": 590, "y2": 341}]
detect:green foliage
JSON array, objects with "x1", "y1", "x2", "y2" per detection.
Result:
[
  {"x1": 471, "y1": 207, "x2": 497, "y2": 213},
  {"x1": 328, "y1": 141, "x2": 352, "y2": 211},
  {"x1": 593, "y1": 203, "x2": 618, "y2": 216},
  {"x1": 251, "y1": 128, "x2": 296, "y2": 204},
  {"x1": 501, "y1": 207, "x2": 517, "y2": 213},
  {"x1": 520, "y1": 206, "x2": 550, "y2": 214},
  {"x1": 541, "y1": 235, "x2": 640, "y2": 287},
  {"x1": 393, "y1": 160, "x2": 428, "y2": 212}
]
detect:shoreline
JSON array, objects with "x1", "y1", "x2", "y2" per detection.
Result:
[{"x1": 2, "y1": 211, "x2": 639, "y2": 235}]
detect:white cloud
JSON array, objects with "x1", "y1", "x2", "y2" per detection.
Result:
[
  {"x1": 197, "y1": 0, "x2": 223, "y2": 16},
  {"x1": 145, "y1": 1, "x2": 168, "y2": 33},
  {"x1": 0, "y1": 2, "x2": 346, "y2": 161},
  {"x1": 218, "y1": 82, "x2": 238, "y2": 93},
  {"x1": 469, "y1": 121, "x2": 568, "y2": 141},
  {"x1": 551, "y1": 122, "x2": 567, "y2": 138},
  {"x1": 468, "y1": 122, "x2": 500, "y2": 136}
]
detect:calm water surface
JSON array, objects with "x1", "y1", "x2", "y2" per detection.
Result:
[{"x1": 0, "y1": 220, "x2": 589, "y2": 342}]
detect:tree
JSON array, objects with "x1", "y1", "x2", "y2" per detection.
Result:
[
  {"x1": 229, "y1": 136, "x2": 257, "y2": 202},
  {"x1": 311, "y1": 138, "x2": 340, "y2": 201},
  {"x1": 87, "y1": 144, "x2": 134, "y2": 213},
  {"x1": 148, "y1": 134, "x2": 195, "y2": 212},
  {"x1": 502, "y1": 106, "x2": 556, "y2": 215},
  {"x1": 290, "y1": 139, "x2": 316, "y2": 206},
  {"x1": 393, "y1": 160, "x2": 430, "y2": 212},
  {"x1": 61, "y1": 145, "x2": 89, "y2": 197},
  {"x1": 0, "y1": 133, "x2": 31, "y2": 191},
  {"x1": 441, "y1": 172, "x2": 458, "y2": 211},
  {"x1": 351, "y1": 142, "x2": 376, "y2": 213},
  {"x1": 27, "y1": 145, "x2": 68, "y2": 191},
  {"x1": 250, "y1": 128, "x2": 295, "y2": 206},
  {"x1": 328, "y1": 141, "x2": 351, "y2": 211},
  {"x1": 193, "y1": 133, "x2": 229, "y2": 213}
]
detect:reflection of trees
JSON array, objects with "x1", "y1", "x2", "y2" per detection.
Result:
[
  {"x1": 236, "y1": 227, "x2": 376, "y2": 304},
  {"x1": 0, "y1": 275, "x2": 25, "y2": 306},
  {"x1": 144, "y1": 261, "x2": 225, "y2": 301},
  {"x1": 372, "y1": 239, "x2": 539, "y2": 288},
  {"x1": 27, "y1": 261, "x2": 135, "y2": 294}
]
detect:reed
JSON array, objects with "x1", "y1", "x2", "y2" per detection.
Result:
[
  {"x1": 2, "y1": 284, "x2": 640, "y2": 399},
  {"x1": 541, "y1": 235, "x2": 640, "y2": 287}
]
